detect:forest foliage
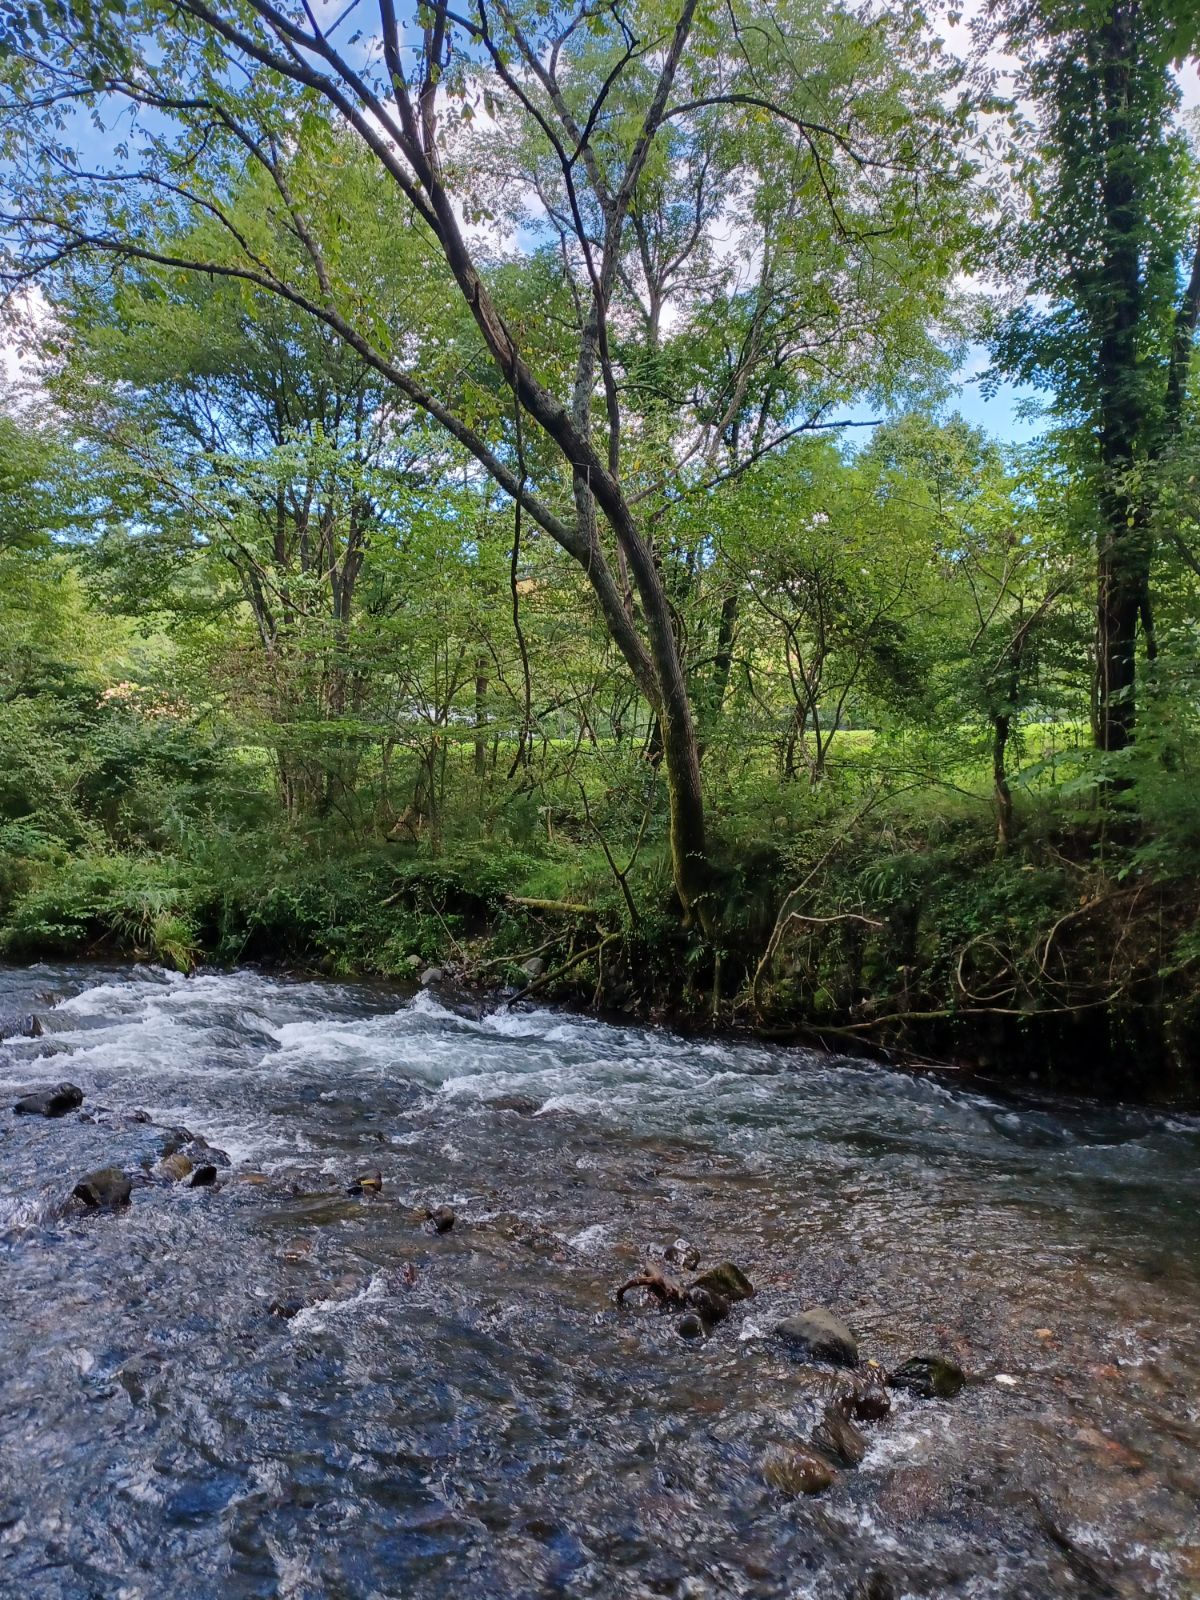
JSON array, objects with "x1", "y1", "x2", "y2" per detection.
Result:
[{"x1": 1, "y1": 0, "x2": 1200, "y2": 1092}]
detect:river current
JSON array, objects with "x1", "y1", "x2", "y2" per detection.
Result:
[{"x1": 0, "y1": 963, "x2": 1197, "y2": 1599}]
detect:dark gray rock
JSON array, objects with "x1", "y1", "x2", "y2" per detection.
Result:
[
  {"x1": 690, "y1": 1261, "x2": 754, "y2": 1302},
  {"x1": 0, "y1": 1011, "x2": 43, "y2": 1043},
  {"x1": 13, "y1": 1082, "x2": 83, "y2": 1118},
  {"x1": 685, "y1": 1285, "x2": 729, "y2": 1327},
  {"x1": 888, "y1": 1354, "x2": 965, "y2": 1399},
  {"x1": 183, "y1": 1137, "x2": 230, "y2": 1169},
  {"x1": 774, "y1": 1308, "x2": 858, "y2": 1367},
  {"x1": 834, "y1": 1373, "x2": 892, "y2": 1422},
  {"x1": 73, "y1": 1168, "x2": 133, "y2": 1211},
  {"x1": 849, "y1": 1574, "x2": 896, "y2": 1600}
]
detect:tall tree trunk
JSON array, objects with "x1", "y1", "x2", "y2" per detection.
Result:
[{"x1": 1094, "y1": 1, "x2": 1145, "y2": 752}]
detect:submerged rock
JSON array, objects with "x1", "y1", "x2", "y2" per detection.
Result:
[
  {"x1": 762, "y1": 1445, "x2": 837, "y2": 1496},
  {"x1": 690, "y1": 1262, "x2": 754, "y2": 1302},
  {"x1": 812, "y1": 1401, "x2": 868, "y2": 1467},
  {"x1": 0, "y1": 1011, "x2": 44, "y2": 1043},
  {"x1": 888, "y1": 1354, "x2": 965, "y2": 1399},
  {"x1": 184, "y1": 1136, "x2": 230, "y2": 1169},
  {"x1": 685, "y1": 1285, "x2": 730, "y2": 1327},
  {"x1": 775, "y1": 1308, "x2": 858, "y2": 1367},
  {"x1": 267, "y1": 1298, "x2": 305, "y2": 1320},
  {"x1": 13, "y1": 1082, "x2": 83, "y2": 1118},
  {"x1": 155, "y1": 1152, "x2": 194, "y2": 1184},
  {"x1": 73, "y1": 1168, "x2": 133, "y2": 1211},
  {"x1": 665, "y1": 1238, "x2": 700, "y2": 1270},
  {"x1": 487, "y1": 1094, "x2": 541, "y2": 1115},
  {"x1": 849, "y1": 1574, "x2": 896, "y2": 1600},
  {"x1": 834, "y1": 1373, "x2": 892, "y2": 1423}
]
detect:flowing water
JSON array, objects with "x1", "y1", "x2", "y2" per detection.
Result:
[{"x1": 1, "y1": 963, "x2": 1198, "y2": 1600}]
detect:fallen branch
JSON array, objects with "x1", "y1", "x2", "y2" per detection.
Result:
[
  {"x1": 506, "y1": 895, "x2": 598, "y2": 917},
  {"x1": 505, "y1": 934, "x2": 619, "y2": 1006}
]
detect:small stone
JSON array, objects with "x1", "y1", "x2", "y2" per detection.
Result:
[
  {"x1": 665, "y1": 1238, "x2": 700, "y2": 1270},
  {"x1": 13, "y1": 1082, "x2": 83, "y2": 1118},
  {"x1": 427, "y1": 1205, "x2": 455, "y2": 1233},
  {"x1": 419, "y1": 967, "x2": 444, "y2": 986},
  {"x1": 73, "y1": 1168, "x2": 132, "y2": 1211},
  {"x1": 774, "y1": 1308, "x2": 858, "y2": 1367},
  {"x1": 888, "y1": 1354, "x2": 965, "y2": 1400},
  {"x1": 812, "y1": 1401, "x2": 868, "y2": 1467},
  {"x1": 676, "y1": 1313, "x2": 705, "y2": 1340},
  {"x1": 689, "y1": 1262, "x2": 754, "y2": 1302},
  {"x1": 762, "y1": 1445, "x2": 837, "y2": 1496}
]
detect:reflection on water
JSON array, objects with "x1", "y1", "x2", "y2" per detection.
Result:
[{"x1": 1, "y1": 963, "x2": 1198, "y2": 1598}]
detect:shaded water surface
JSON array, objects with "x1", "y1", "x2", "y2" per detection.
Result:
[{"x1": 1, "y1": 964, "x2": 1198, "y2": 1599}]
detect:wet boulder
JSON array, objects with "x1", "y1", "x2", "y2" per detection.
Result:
[
  {"x1": 154, "y1": 1152, "x2": 194, "y2": 1184},
  {"x1": 13, "y1": 1082, "x2": 83, "y2": 1118},
  {"x1": 183, "y1": 1136, "x2": 230, "y2": 1169},
  {"x1": 0, "y1": 1011, "x2": 44, "y2": 1043},
  {"x1": 774, "y1": 1308, "x2": 858, "y2": 1367},
  {"x1": 888, "y1": 1354, "x2": 965, "y2": 1399},
  {"x1": 762, "y1": 1445, "x2": 837, "y2": 1496},
  {"x1": 812, "y1": 1400, "x2": 868, "y2": 1468},
  {"x1": 73, "y1": 1168, "x2": 133, "y2": 1211},
  {"x1": 689, "y1": 1261, "x2": 754, "y2": 1302},
  {"x1": 834, "y1": 1373, "x2": 892, "y2": 1423},
  {"x1": 684, "y1": 1285, "x2": 729, "y2": 1328}
]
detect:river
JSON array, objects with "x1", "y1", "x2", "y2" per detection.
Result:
[{"x1": 1, "y1": 963, "x2": 1197, "y2": 1599}]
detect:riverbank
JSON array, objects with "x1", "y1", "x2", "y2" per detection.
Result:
[{"x1": 2, "y1": 800, "x2": 1197, "y2": 1104}]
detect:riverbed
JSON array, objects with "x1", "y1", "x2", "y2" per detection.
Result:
[{"x1": 1, "y1": 963, "x2": 1197, "y2": 1599}]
